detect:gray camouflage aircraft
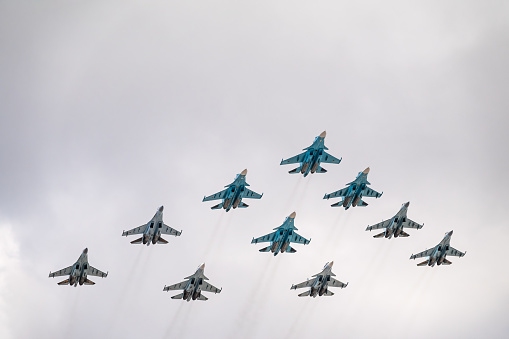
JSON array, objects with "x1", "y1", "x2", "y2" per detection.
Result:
[
  {"x1": 366, "y1": 202, "x2": 423, "y2": 238},
  {"x1": 410, "y1": 231, "x2": 466, "y2": 267},
  {"x1": 202, "y1": 169, "x2": 263, "y2": 212},
  {"x1": 280, "y1": 131, "x2": 341, "y2": 177},
  {"x1": 323, "y1": 167, "x2": 382, "y2": 209},
  {"x1": 163, "y1": 264, "x2": 222, "y2": 301},
  {"x1": 48, "y1": 248, "x2": 108, "y2": 287},
  {"x1": 122, "y1": 206, "x2": 181, "y2": 246},
  {"x1": 251, "y1": 212, "x2": 310, "y2": 256},
  {"x1": 290, "y1": 261, "x2": 348, "y2": 297}
]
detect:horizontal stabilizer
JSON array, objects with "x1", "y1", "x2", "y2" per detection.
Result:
[
  {"x1": 131, "y1": 237, "x2": 143, "y2": 244},
  {"x1": 259, "y1": 246, "x2": 271, "y2": 252},
  {"x1": 286, "y1": 246, "x2": 297, "y2": 253},
  {"x1": 398, "y1": 231, "x2": 410, "y2": 237},
  {"x1": 373, "y1": 232, "x2": 386, "y2": 238},
  {"x1": 157, "y1": 237, "x2": 169, "y2": 244},
  {"x1": 441, "y1": 258, "x2": 452, "y2": 265},
  {"x1": 289, "y1": 167, "x2": 301, "y2": 174},
  {"x1": 323, "y1": 289, "x2": 334, "y2": 296},
  {"x1": 417, "y1": 260, "x2": 429, "y2": 267},
  {"x1": 57, "y1": 279, "x2": 70, "y2": 285},
  {"x1": 211, "y1": 203, "x2": 223, "y2": 210},
  {"x1": 298, "y1": 290, "x2": 311, "y2": 297},
  {"x1": 197, "y1": 294, "x2": 208, "y2": 301},
  {"x1": 315, "y1": 166, "x2": 327, "y2": 173},
  {"x1": 331, "y1": 201, "x2": 344, "y2": 207},
  {"x1": 84, "y1": 279, "x2": 95, "y2": 285},
  {"x1": 357, "y1": 200, "x2": 368, "y2": 207},
  {"x1": 171, "y1": 293, "x2": 184, "y2": 300},
  {"x1": 238, "y1": 202, "x2": 249, "y2": 208}
]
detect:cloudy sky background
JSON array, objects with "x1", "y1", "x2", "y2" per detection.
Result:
[{"x1": 0, "y1": 0, "x2": 508, "y2": 338}]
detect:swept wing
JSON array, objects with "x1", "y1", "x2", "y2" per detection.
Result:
[
  {"x1": 49, "y1": 266, "x2": 73, "y2": 278},
  {"x1": 410, "y1": 248, "x2": 435, "y2": 260},
  {"x1": 88, "y1": 266, "x2": 108, "y2": 278},
  {"x1": 402, "y1": 219, "x2": 423, "y2": 229},
  {"x1": 362, "y1": 187, "x2": 382, "y2": 198},
  {"x1": 291, "y1": 279, "x2": 314, "y2": 289},
  {"x1": 329, "y1": 277, "x2": 348, "y2": 288},
  {"x1": 366, "y1": 219, "x2": 390, "y2": 231},
  {"x1": 446, "y1": 247, "x2": 465, "y2": 257},
  {"x1": 321, "y1": 152, "x2": 341, "y2": 164},
  {"x1": 203, "y1": 189, "x2": 228, "y2": 202},
  {"x1": 201, "y1": 281, "x2": 221, "y2": 293},
  {"x1": 122, "y1": 225, "x2": 146, "y2": 237},
  {"x1": 242, "y1": 188, "x2": 263, "y2": 199},
  {"x1": 161, "y1": 223, "x2": 182, "y2": 236},
  {"x1": 164, "y1": 281, "x2": 188, "y2": 291},
  {"x1": 289, "y1": 232, "x2": 310, "y2": 245},
  {"x1": 251, "y1": 232, "x2": 276, "y2": 244},
  {"x1": 281, "y1": 152, "x2": 306, "y2": 165},
  {"x1": 323, "y1": 187, "x2": 349, "y2": 199}
]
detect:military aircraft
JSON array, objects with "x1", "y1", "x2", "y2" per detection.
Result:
[
  {"x1": 280, "y1": 131, "x2": 341, "y2": 177},
  {"x1": 410, "y1": 231, "x2": 466, "y2": 267},
  {"x1": 290, "y1": 261, "x2": 348, "y2": 297},
  {"x1": 48, "y1": 248, "x2": 108, "y2": 286},
  {"x1": 366, "y1": 202, "x2": 423, "y2": 238},
  {"x1": 323, "y1": 167, "x2": 382, "y2": 209},
  {"x1": 122, "y1": 206, "x2": 181, "y2": 245},
  {"x1": 202, "y1": 169, "x2": 262, "y2": 212},
  {"x1": 251, "y1": 212, "x2": 310, "y2": 256},
  {"x1": 163, "y1": 264, "x2": 222, "y2": 301}
]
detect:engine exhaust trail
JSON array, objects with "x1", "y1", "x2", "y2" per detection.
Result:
[
  {"x1": 202, "y1": 213, "x2": 225, "y2": 259},
  {"x1": 285, "y1": 297, "x2": 317, "y2": 338},
  {"x1": 162, "y1": 301, "x2": 186, "y2": 338},
  {"x1": 284, "y1": 177, "x2": 305, "y2": 211},
  {"x1": 63, "y1": 288, "x2": 81, "y2": 338},
  {"x1": 174, "y1": 302, "x2": 195, "y2": 338}
]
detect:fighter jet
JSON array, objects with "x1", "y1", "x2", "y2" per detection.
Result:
[
  {"x1": 251, "y1": 212, "x2": 310, "y2": 256},
  {"x1": 410, "y1": 231, "x2": 466, "y2": 267},
  {"x1": 366, "y1": 202, "x2": 423, "y2": 238},
  {"x1": 163, "y1": 264, "x2": 222, "y2": 301},
  {"x1": 280, "y1": 131, "x2": 341, "y2": 177},
  {"x1": 291, "y1": 261, "x2": 348, "y2": 297},
  {"x1": 202, "y1": 169, "x2": 262, "y2": 212},
  {"x1": 48, "y1": 248, "x2": 108, "y2": 287},
  {"x1": 323, "y1": 167, "x2": 382, "y2": 209},
  {"x1": 122, "y1": 206, "x2": 181, "y2": 245}
]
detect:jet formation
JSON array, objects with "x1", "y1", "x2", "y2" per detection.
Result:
[
  {"x1": 48, "y1": 248, "x2": 108, "y2": 286},
  {"x1": 291, "y1": 262, "x2": 348, "y2": 297},
  {"x1": 251, "y1": 212, "x2": 310, "y2": 256},
  {"x1": 410, "y1": 231, "x2": 466, "y2": 266},
  {"x1": 202, "y1": 169, "x2": 263, "y2": 212},
  {"x1": 323, "y1": 167, "x2": 382, "y2": 209},
  {"x1": 163, "y1": 264, "x2": 222, "y2": 301},
  {"x1": 280, "y1": 131, "x2": 342, "y2": 177},
  {"x1": 366, "y1": 202, "x2": 423, "y2": 239},
  {"x1": 122, "y1": 206, "x2": 182, "y2": 245}
]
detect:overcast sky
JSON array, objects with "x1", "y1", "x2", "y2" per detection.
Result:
[{"x1": 1, "y1": 1, "x2": 508, "y2": 338}]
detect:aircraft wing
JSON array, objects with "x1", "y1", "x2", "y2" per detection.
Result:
[
  {"x1": 163, "y1": 281, "x2": 188, "y2": 291},
  {"x1": 203, "y1": 189, "x2": 228, "y2": 202},
  {"x1": 402, "y1": 219, "x2": 423, "y2": 230},
  {"x1": 289, "y1": 232, "x2": 310, "y2": 245},
  {"x1": 49, "y1": 265, "x2": 73, "y2": 278},
  {"x1": 329, "y1": 277, "x2": 347, "y2": 288},
  {"x1": 446, "y1": 247, "x2": 465, "y2": 257},
  {"x1": 410, "y1": 248, "x2": 435, "y2": 260},
  {"x1": 122, "y1": 225, "x2": 146, "y2": 237},
  {"x1": 88, "y1": 266, "x2": 108, "y2": 278},
  {"x1": 291, "y1": 279, "x2": 314, "y2": 290},
  {"x1": 321, "y1": 151, "x2": 341, "y2": 164},
  {"x1": 243, "y1": 188, "x2": 263, "y2": 199},
  {"x1": 323, "y1": 187, "x2": 349, "y2": 199},
  {"x1": 363, "y1": 187, "x2": 382, "y2": 198},
  {"x1": 251, "y1": 231, "x2": 276, "y2": 244},
  {"x1": 366, "y1": 219, "x2": 390, "y2": 231},
  {"x1": 280, "y1": 152, "x2": 306, "y2": 165},
  {"x1": 161, "y1": 223, "x2": 182, "y2": 236},
  {"x1": 201, "y1": 281, "x2": 221, "y2": 294}
]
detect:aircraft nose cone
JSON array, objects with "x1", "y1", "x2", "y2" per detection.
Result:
[
  {"x1": 240, "y1": 169, "x2": 248, "y2": 176},
  {"x1": 200, "y1": 263, "x2": 205, "y2": 270},
  {"x1": 319, "y1": 131, "x2": 326, "y2": 138},
  {"x1": 363, "y1": 167, "x2": 370, "y2": 174},
  {"x1": 405, "y1": 202, "x2": 410, "y2": 207},
  {"x1": 329, "y1": 261, "x2": 334, "y2": 267},
  {"x1": 159, "y1": 206, "x2": 164, "y2": 212},
  {"x1": 83, "y1": 248, "x2": 88, "y2": 254},
  {"x1": 289, "y1": 212, "x2": 296, "y2": 219},
  {"x1": 448, "y1": 230, "x2": 453, "y2": 236}
]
